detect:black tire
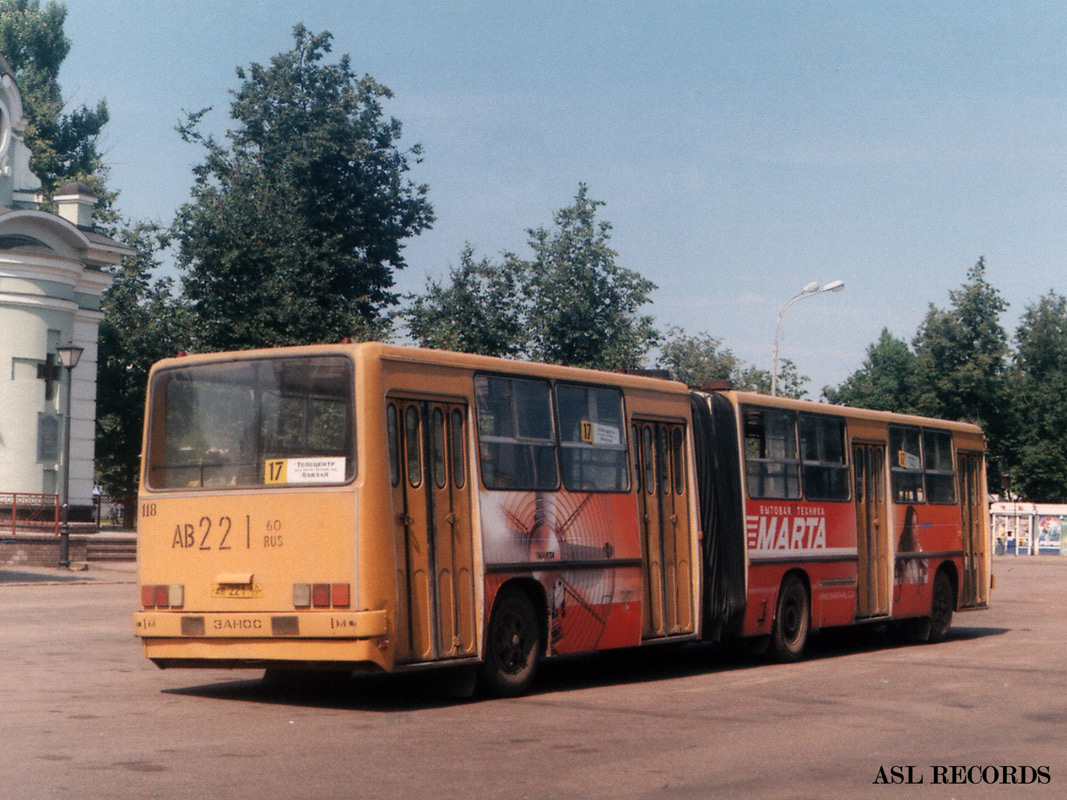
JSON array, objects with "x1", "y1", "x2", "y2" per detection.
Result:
[
  {"x1": 480, "y1": 589, "x2": 541, "y2": 697},
  {"x1": 926, "y1": 570, "x2": 955, "y2": 644},
  {"x1": 770, "y1": 575, "x2": 810, "y2": 662}
]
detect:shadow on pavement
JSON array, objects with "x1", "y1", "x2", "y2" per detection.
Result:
[
  {"x1": 0, "y1": 568, "x2": 87, "y2": 584},
  {"x1": 162, "y1": 622, "x2": 1010, "y2": 712}
]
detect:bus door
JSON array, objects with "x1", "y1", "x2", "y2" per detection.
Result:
[
  {"x1": 853, "y1": 442, "x2": 890, "y2": 618},
  {"x1": 958, "y1": 452, "x2": 987, "y2": 608},
  {"x1": 389, "y1": 398, "x2": 476, "y2": 663},
  {"x1": 632, "y1": 419, "x2": 693, "y2": 638}
]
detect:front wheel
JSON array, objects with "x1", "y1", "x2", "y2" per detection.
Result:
[
  {"x1": 770, "y1": 575, "x2": 810, "y2": 662},
  {"x1": 480, "y1": 589, "x2": 542, "y2": 697}
]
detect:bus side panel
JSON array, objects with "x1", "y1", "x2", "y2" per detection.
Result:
[
  {"x1": 741, "y1": 559, "x2": 861, "y2": 636},
  {"x1": 480, "y1": 491, "x2": 644, "y2": 654},
  {"x1": 891, "y1": 502, "x2": 960, "y2": 618},
  {"x1": 741, "y1": 499, "x2": 859, "y2": 635}
]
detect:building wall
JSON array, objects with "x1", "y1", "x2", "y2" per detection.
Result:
[{"x1": 0, "y1": 230, "x2": 117, "y2": 508}]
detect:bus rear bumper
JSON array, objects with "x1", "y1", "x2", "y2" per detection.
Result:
[
  {"x1": 135, "y1": 609, "x2": 393, "y2": 671},
  {"x1": 134, "y1": 609, "x2": 388, "y2": 639}
]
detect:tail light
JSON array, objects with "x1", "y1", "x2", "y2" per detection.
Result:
[
  {"x1": 141, "y1": 584, "x2": 184, "y2": 609},
  {"x1": 293, "y1": 583, "x2": 351, "y2": 609}
]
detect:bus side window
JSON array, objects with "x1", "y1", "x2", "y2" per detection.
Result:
[
  {"x1": 387, "y1": 403, "x2": 400, "y2": 487},
  {"x1": 643, "y1": 426, "x2": 655, "y2": 495},
  {"x1": 632, "y1": 424, "x2": 641, "y2": 493},
  {"x1": 743, "y1": 406, "x2": 801, "y2": 499},
  {"x1": 451, "y1": 409, "x2": 466, "y2": 489},
  {"x1": 555, "y1": 383, "x2": 629, "y2": 492},
  {"x1": 672, "y1": 427, "x2": 685, "y2": 495},
  {"x1": 432, "y1": 408, "x2": 447, "y2": 489},
  {"x1": 890, "y1": 425, "x2": 924, "y2": 503},
  {"x1": 923, "y1": 429, "x2": 957, "y2": 504},
  {"x1": 799, "y1": 413, "x2": 849, "y2": 501},
  {"x1": 474, "y1": 375, "x2": 558, "y2": 490},
  {"x1": 405, "y1": 405, "x2": 422, "y2": 488},
  {"x1": 657, "y1": 426, "x2": 670, "y2": 495}
]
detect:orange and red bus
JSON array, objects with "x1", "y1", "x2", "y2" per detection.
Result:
[{"x1": 134, "y1": 343, "x2": 990, "y2": 694}]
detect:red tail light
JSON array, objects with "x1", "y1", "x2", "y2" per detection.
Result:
[
  {"x1": 141, "y1": 585, "x2": 184, "y2": 609},
  {"x1": 293, "y1": 582, "x2": 351, "y2": 609}
]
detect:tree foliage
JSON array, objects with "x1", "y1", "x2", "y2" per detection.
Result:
[
  {"x1": 911, "y1": 257, "x2": 1009, "y2": 426},
  {"x1": 520, "y1": 185, "x2": 657, "y2": 371},
  {"x1": 96, "y1": 224, "x2": 194, "y2": 500},
  {"x1": 736, "y1": 359, "x2": 808, "y2": 399},
  {"x1": 407, "y1": 185, "x2": 657, "y2": 372},
  {"x1": 175, "y1": 24, "x2": 433, "y2": 351},
  {"x1": 406, "y1": 244, "x2": 525, "y2": 357},
  {"x1": 1010, "y1": 292, "x2": 1067, "y2": 501},
  {"x1": 658, "y1": 328, "x2": 740, "y2": 387},
  {"x1": 826, "y1": 258, "x2": 1020, "y2": 490},
  {"x1": 657, "y1": 328, "x2": 808, "y2": 398},
  {"x1": 0, "y1": 0, "x2": 111, "y2": 212},
  {"x1": 822, "y1": 328, "x2": 918, "y2": 413}
]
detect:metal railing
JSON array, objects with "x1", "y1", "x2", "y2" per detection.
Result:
[{"x1": 0, "y1": 493, "x2": 60, "y2": 535}]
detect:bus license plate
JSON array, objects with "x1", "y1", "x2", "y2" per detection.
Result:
[{"x1": 212, "y1": 583, "x2": 264, "y2": 599}]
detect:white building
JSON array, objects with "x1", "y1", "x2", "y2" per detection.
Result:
[{"x1": 0, "y1": 56, "x2": 133, "y2": 513}]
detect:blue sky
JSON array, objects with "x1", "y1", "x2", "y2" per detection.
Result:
[{"x1": 59, "y1": 1, "x2": 1067, "y2": 392}]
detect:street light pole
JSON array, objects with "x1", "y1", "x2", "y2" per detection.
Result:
[
  {"x1": 56, "y1": 343, "x2": 84, "y2": 569},
  {"x1": 771, "y1": 280, "x2": 844, "y2": 396}
]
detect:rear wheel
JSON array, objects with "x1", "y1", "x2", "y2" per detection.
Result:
[
  {"x1": 480, "y1": 589, "x2": 541, "y2": 697},
  {"x1": 770, "y1": 575, "x2": 810, "y2": 662}
]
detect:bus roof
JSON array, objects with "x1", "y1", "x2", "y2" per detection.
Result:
[
  {"x1": 148, "y1": 341, "x2": 695, "y2": 396},
  {"x1": 711, "y1": 388, "x2": 986, "y2": 438}
]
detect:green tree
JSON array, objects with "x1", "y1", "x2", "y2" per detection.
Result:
[
  {"x1": 658, "y1": 328, "x2": 740, "y2": 387},
  {"x1": 405, "y1": 244, "x2": 525, "y2": 357},
  {"x1": 519, "y1": 184, "x2": 657, "y2": 370},
  {"x1": 175, "y1": 24, "x2": 433, "y2": 351},
  {"x1": 1010, "y1": 292, "x2": 1067, "y2": 501},
  {"x1": 0, "y1": 0, "x2": 111, "y2": 213},
  {"x1": 911, "y1": 258, "x2": 1009, "y2": 426},
  {"x1": 822, "y1": 328, "x2": 919, "y2": 412},
  {"x1": 657, "y1": 326, "x2": 808, "y2": 396},
  {"x1": 96, "y1": 224, "x2": 195, "y2": 506},
  {"x1": 736, "y1": 359, "x2": 808, "y2": 399}
]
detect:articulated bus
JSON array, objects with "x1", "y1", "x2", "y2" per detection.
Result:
[{"x1": 134, "y1": 343, "x2": 991, "y2": 695}]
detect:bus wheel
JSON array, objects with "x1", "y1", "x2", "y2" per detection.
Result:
[
  {"x1": 770, "y1": 575, "x2": 810, "y2": 662},
  {"x1": 926, "y1": 570, "x2": 954, "y2": 643},
  {"x1": 480, "y1": 589, "x2": 541, "y2": 697}
]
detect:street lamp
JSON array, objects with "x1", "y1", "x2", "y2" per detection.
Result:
[
  {"x1": 771, "y1": 280, "x2": 844, "y2": 396},
  {"x1": 56, "y1": 342, "x2": 84, "y2": 569}
]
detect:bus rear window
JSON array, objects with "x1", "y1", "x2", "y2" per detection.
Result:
[{"x1": 146, "y1": 356, "x2": 355, "y2": 490}]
